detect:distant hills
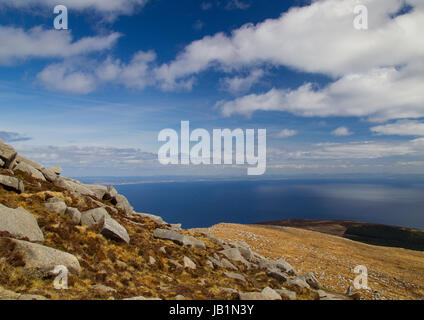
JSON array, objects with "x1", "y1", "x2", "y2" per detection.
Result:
[{"x1": 256, "y1": 219, "x2": 424, "y2": 251}]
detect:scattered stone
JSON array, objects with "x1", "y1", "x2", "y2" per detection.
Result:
[
  {"x1": 298, "y1": 273, "x2": 320, "y2": 289},
  {"x1": 275, "y1": 288, "x2": 296, "y2": 300},
  {"x1": 0, "y1": 204, "x2": 44, "y2": 243},
  {"x1": 159, "y1": 246, "x2": 167, "y2": 254},
  {"x1": 261, "y1": 287, "x2": 282, "y2": 300},
  {"x1": 224, "y1": 272, "x2": 246, "y2": 282},
  {"x1": 0, "y1": 288, "x2": 48, "y2": 300},
  {"x1": 0, "y1": 174, "x2": 24, "y2": 193},
  {"x1": 238, "y1": 292, "x2": 265, "y2": 300},
  {"x1": 168, "y1": 259, "x2": 183, "y2": 269},
  {"x1": 101, "y1": 217, "x2": 130, "y2": 244},
  {"x1": 153, "y1": 229, "x2": 205, "y2": 249},
  {"x1": 183, "y1": 256, "x2": 196, "y2": 270},
  {"x1": 149, "y1": 256, "x2": 156, "y2": 265},
  {"x1": 220, "y1": 248, "x2": 250, "y2": 267},
  {"x1": 175, "y1": 295, "x2": 186, "y2": 300},
  {"x1": 123, "y1": 296, "x2": 162, "y2": 300},
  {"x1": 65, "y1": 207, "x2": 81, "y2": 224},
  {"x1": 220, "y1": 287, "x2": 239, "y2": 294},
  {"x1": 267, "y1": 268, "x2": 288, "y2": 282},
  {"x1": 221, "y1": 258, "x2": 238, "y2": 271},
  {"x1": 276, "y1": 258, "x2": 297, "y2": 276},
  {"x1": 286, "y1": 277, "x2": 311, "y2": 291},
  {"x1": 0, "y1": 238, "x2": 80, "y2": 276},
  {"x1": 317, "y1": 289, "x2": 350, "y2": 300},
  {"x1": 93, "y1": 285, "x2": 117, "y2": 293},
  {"x1": 80, "y1": 207, "x2": 110, "y2": 227},
  {"x1": 44, "y1": 197, "x2": 67, "y2": 215}
]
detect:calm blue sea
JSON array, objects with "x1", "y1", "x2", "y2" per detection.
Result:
[{"x1": 115, "y1": 179, "x2": 424, "y2": 230}]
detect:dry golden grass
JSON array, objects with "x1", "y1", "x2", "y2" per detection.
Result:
[{"x1": 206, "y1": 223, "x2": 424, "y2": 300}]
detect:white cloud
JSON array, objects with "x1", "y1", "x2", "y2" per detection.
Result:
[
  {"x1": 290, "y1": 138, "x2": 424, "y2": 160},
  {"x1": 218, "y1": 65, "x2": 424, "y2": 121},
  {"x1": 0, "y1": 0, "x2": 148, "y2": 17},
  {"x1": 274, "y1": 129, "x2": 298, "y2": 138},
  {"x1": 371, "y1": 120, "x2": 424, "y2": 136},
  {"x1": 332, "y1": 126, "x2": 353, "y2": 136},
  {"x1": 37, "y1": 63, "x2": 98, "y2": 94},
  {"x1": 37, "y1": 51, "x2": 157, "y2": 94},
  {"x1": 0, "y1": 26, "x2": 121, "y2": 65},
  {"x1": 155, "y1": 0, "x2": 424, "y2": 84},
  {"x1": 226, "y1": 0, "x2": 251, "y2": 10},
  {"x1": 221, "y1": 69, "x2": 264, "y2": 94}
]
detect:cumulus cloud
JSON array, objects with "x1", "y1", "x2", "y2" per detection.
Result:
[
  {"x1": 37, "y1": 51, "x2": 157, "y2": 94},
  {"x1": 221, "y1": 69, "x2": 264, "y2": 94},
  {"x1": 0, "y1": 0, "x2": 148, "y2": 17},
  {"x1": 371, "y1": 120, "x2": 424, "y2": 136},
  {"x1": 274, "y1": 129, "x2": 298, "y2": 138},
  {"x1": 0, "y1": 26, "x2": 121, "y2": 65},
  {"x1": 218, "y1": 65, "x2": 424, "y2": 121},
  {"x1": 332, "y1": 127, "x2": 353, "y2": 136}
]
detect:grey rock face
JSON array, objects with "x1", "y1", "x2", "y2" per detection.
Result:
[
  {"x1": 298, "y1": 273, "x2": 320, "y2": 289},
  {"x1": 261, "y1": 287, "x2": 283, "y2": 300},
  {"x1": 80, "y1": 207, "x2": 110, "y2": 227},
  {"x1": 105, "y1": 185, "x2": 118, "y2": 200},
  {"x1": 65, "y1": 207, "x2": 82, "y2": 224},
  {"x1": 0, "y1": 139, "x2": 17, "y2": 169},
  {"x1": 100, "y1": 217, "x2": 130, "y2": 244},
  {"x1": 13, "y1": 162, "x2": 46, "y2": 181},
  {"x1": 54, "y1": 178, "x2": 95, "y2": 197},
  {"x1": 221, "y1": 258, "x2": 238, "y2": 271},
  {"x1": 0, "y1": 204, "x2": 44, "y2": 242},
  {"x1": 0, "y1": 238, "x2": 81, "y2": 276},
  {"x1": 239, "y1": 287, "x2": 283, "y2": 300},
  {"x1": 286, "y1": 277, "x2": 311, "y2": 290},
  {"x1": 0, "y1": 288, "x2": 48, "y2": 300},
  {"x1": 44, "y1": 197, "x2": 67, "y2": 215},
  {"x1": 0, "y1": 175, "x2": 24, "y2": 193}
]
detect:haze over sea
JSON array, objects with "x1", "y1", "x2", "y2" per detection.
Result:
[{"x1": 109, "y1": 179, "x2": 424, "y2": 230}]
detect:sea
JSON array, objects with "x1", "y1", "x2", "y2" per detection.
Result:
[{"x1": 113, "y1": 178, "x2": 424, "y2": 230}]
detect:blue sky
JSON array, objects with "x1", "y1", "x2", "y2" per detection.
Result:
[{"x1": 0, "y1": 0, "x2": 424, "y2": 177}]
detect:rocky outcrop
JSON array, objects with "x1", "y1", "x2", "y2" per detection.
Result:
[
  {"x1": 14, "y1": 162, "x2": 46, "y2": 181},
  {"x1": 0, "y1": 205, "x2": 44, "y2": 243},
  {"x1": 0, "y1": 175, "x2": 24, "y2": 193},
  {"x1": 0, "y1": 287, "x2": 48, "y2": 300},
  {"x1": 65, "y1": 207, "x2": 81, "y2": 224},
  {"x1": 0, "y1": 238, "x2": 81, "y2": 276},
  {"x1": 44, "y1": 197, "x2": 67, "y2": 215}
]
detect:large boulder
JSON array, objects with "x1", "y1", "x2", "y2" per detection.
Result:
[
  {"x1": 85, "y1": 184, "x2": 108, "y2": 200},
  {"x1": 100, "y1": 217, "x2": 130, "y2": 244},
  {"x1": 0, "y1": 238, "x2": 81, "y2": 276},
  {"x1": 65, "y1": 207, "x2": 81, "y2": 224},
  {"x1": 276, "y1": 258, "x2": 297, "y2": 276},
  {"x1": 0, "y1": 204, "x2": 44, "y2": 243},
  {"x1": 43, "y1": 197, "x2": 67, "y2": 215},
  {"x1": 219, "y1": 248, "x2": 250, "y2": 267},
  {"x1": 80, "y1": 207, "x2": 110, "y2": 227},
  {"x1": 114, "y1": 194, "x2": 134, "y2": 215},
  {"x1": 13, "y1": 162, "x2": 46, "y2": 181},
  {"x1": 54, "y1": 178, "x2": 95, "y2": 196},
  {"x1": 15, "y1": 155, "x2": 44, "y2": 170},
  {"x1": 48, "y1": 166, "x2": 62, "y2": 176},
  {"x1": 0, "y1": 140, "x2": 17, "y2": 169},
  {"x1": 0, "y1": 175, "x2": 24, "y2": 193},
  {"x1": 239, "y1": 287, "x2": 282, "y2": 300},
  {"x1": 40, "y1": 167, "x2": 58, "y2": 183}
]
